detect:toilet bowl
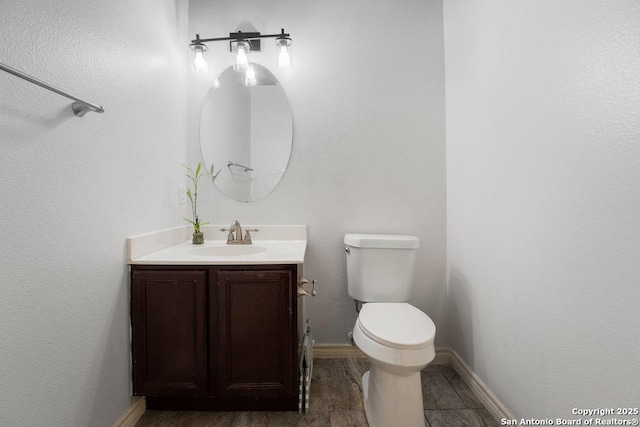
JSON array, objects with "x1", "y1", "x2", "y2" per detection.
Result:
[{"x1": 353, "y1": 303, "x2": 436, "y2": 427}]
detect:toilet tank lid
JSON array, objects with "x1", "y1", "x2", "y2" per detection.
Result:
[{"x1": 344, "y1": 234, "x2": 419, "y2": 249}]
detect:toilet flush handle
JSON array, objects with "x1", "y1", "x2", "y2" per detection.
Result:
[
  {"x1": 345, "y1": 246, "x2": 350, "y2": 253},
  {"x1": 298, "y1": 278, "x2": 317, "y2": 297}
]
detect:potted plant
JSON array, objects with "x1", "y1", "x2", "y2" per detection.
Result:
[{"x1": 182, "y1": 162, "x2": 219, "y2": 244}]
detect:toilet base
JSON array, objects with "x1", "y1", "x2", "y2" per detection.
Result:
[{"x1": 361, "y1": 365, "x2": 426, "y2": 427}]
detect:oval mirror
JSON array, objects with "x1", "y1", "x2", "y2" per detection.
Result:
[{"x1": 200, "y1": 63, "x2": 293, "y2": 202}]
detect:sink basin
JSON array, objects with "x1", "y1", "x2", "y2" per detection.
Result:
[{"x1": 189, "y1": 245, "x2": 268, "y2": 257}]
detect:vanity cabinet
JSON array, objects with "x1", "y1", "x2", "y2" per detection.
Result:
[{"x1": 131, "y1": 264, "x2": 299, "y2": 411}]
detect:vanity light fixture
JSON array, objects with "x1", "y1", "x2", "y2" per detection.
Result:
[{"x1": 189, "y1": 29, "x2": 292, "y2": 75}]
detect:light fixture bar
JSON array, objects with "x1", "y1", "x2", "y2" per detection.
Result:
[{"x1": 191, "y1": 29, "x2": 290, "y2": 45}]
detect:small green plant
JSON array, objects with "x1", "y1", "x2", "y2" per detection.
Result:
[{"x1": 181, "y1": 162, "x2": 219, "y2": 233}]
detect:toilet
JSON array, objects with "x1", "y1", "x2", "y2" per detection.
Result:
[{"x1": 345, "y1": 233, "x2": 436, "y2": 427}]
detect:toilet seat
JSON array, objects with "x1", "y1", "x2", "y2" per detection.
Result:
[{"x1": 357, "y1": 303, "x2": 436, "y2": 350}]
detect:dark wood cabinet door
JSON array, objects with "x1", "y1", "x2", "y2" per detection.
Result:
[
  {"x1": 131, "y1": 269, "x2": 207, "y2": 396},
  {"x1": 215, "y1": 268, "x2": 296, "y2": 399}
]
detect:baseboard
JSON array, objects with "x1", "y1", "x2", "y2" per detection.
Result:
[
  {"x1": 431, "y1": 347, "x2": 451, "y2": 365},
  {"x1": 448, "y1": 348, "x2": 514, "y2": 422},
  {"x1": 312, "y1": 344, "x2": 451, "y2": 364},
  {"x1": 313, "y1": 344, "x2": 365, "y2": 358},
  {"x1": 114, "y1": 396, "x2": 146, "y2": 427}
]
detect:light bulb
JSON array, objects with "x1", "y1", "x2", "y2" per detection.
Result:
[
  {"x1": 193, "y1": 50, "x2": 208, "y2": 73},
  {"x1": 235, "y1": 45, "x2": 249, "y2": 72},
  {"x1": 278, "y1": 46, "x2": 291, "y2": 69},
  {"x1": 244, "y1": 66, "x2": 257, "y2": 86}
]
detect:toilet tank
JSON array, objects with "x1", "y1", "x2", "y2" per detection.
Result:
[{"x1": 344, "y1": 234, "x2": 419, "y2": 302}]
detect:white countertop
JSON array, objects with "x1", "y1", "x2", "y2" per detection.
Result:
[{"x1": 127, "y1": 225, "x2": 307, "y2": 265}]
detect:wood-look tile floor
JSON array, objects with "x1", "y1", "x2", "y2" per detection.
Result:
[{"x1": 135, "y1": 359, "x2": 499, "y2": 426}]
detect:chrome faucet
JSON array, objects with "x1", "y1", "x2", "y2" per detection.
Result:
[
  {"x1": 231, "y1": 220, "x2": 243, "y2": 242},
  {"x1": 220, "y1": 220, "x2": 259, "y2": 245}
]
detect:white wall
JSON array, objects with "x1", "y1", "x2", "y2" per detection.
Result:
[
  {"x1": 444, "y1": 0, "x2": 640, "y2": 418},
  {"x1": 0, "y1": 1, "x2": 188, "y2": 425},
  {"x1": 188, "y1": 0, "x2": 447, "y2": 345}
]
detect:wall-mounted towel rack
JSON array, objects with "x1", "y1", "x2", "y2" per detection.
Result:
[
  {"x1": 227, "y1": 161, "x2": 253, "y2": 172},
  {"x1": 0, "y1": 62, "x2": 104, "y2": 117}
]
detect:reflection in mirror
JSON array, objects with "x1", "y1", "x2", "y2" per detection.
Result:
[{"x1": 200, "y1": 63, "x2": 293, "y2": 202}]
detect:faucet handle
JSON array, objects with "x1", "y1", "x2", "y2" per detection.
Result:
[
  {"x1": 244, "y1": 228, "x2": 259, "y2": 244},
  {"x1": 220, "y1": 228, "x2": 235, "y2": 243}
]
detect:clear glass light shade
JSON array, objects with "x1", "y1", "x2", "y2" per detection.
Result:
[
  {"x1": 276, "y1": 37, "x2": 292, "y2": 69},
  {"x1": 194, "y1": 51, "x2": 208, "y2": 73},
  {"x1": 232, "y1": 41, "x2": 250, "y2": 72},
  {"x1": 191, "y1": 45, "x2": 208, "y2": 73}
]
